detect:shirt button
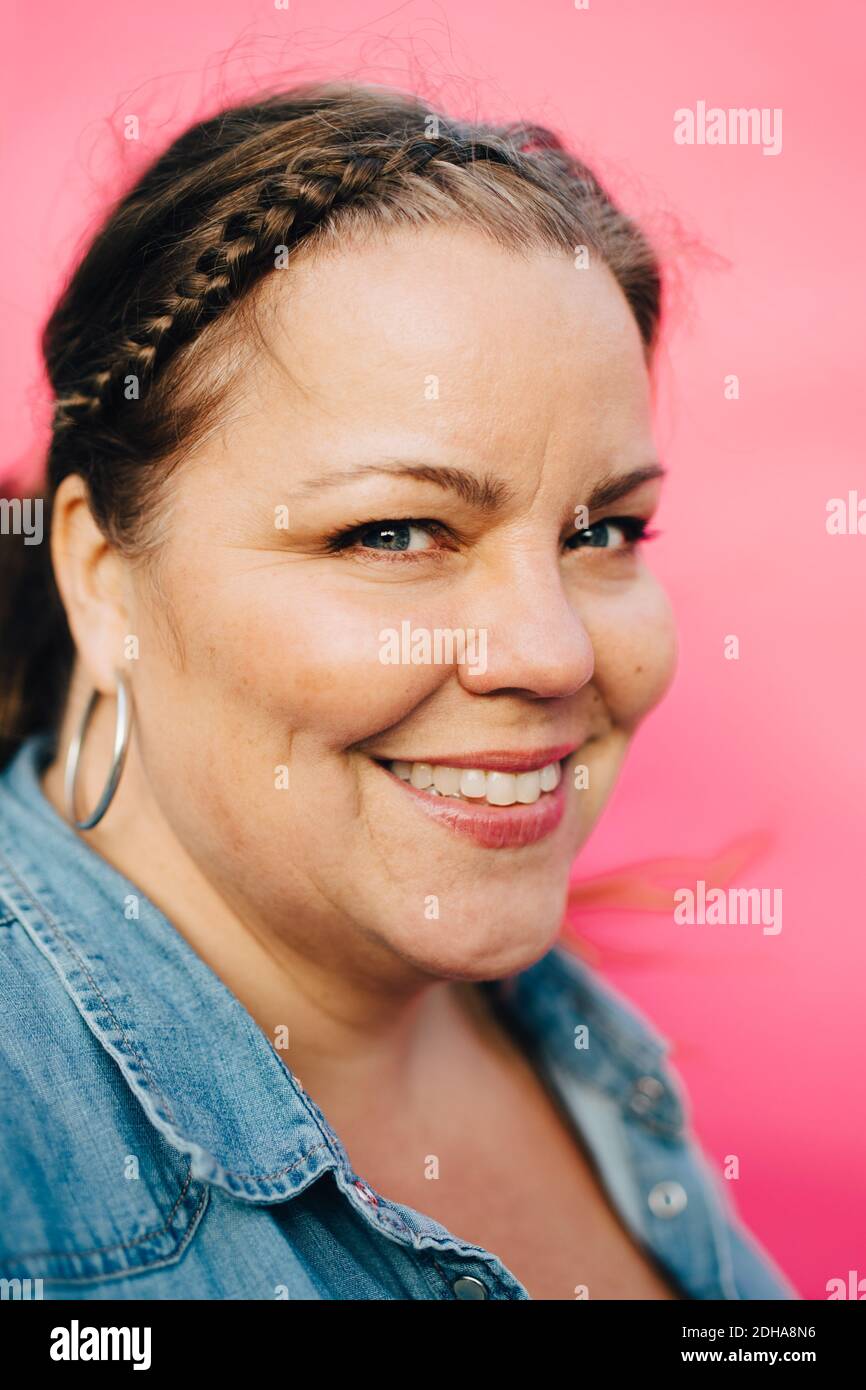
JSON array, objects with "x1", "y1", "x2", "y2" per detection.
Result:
[
  {"x1": 629, "y1": 1075, "x2": 666, "y2": 1115},
  {"x1": 352, "y1": 1179, "x2": 379, "y2": 1206},
  {"x1": 452, "y1": 1275, "x2": 487, "y2": 1300},
  {"x1": 647, "y1": 1180, "x2": 688, "y2": 1218}
]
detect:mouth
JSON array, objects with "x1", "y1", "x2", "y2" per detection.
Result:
[{"x1": 368, "y1": 743, "x2": 577, "y2": 849}]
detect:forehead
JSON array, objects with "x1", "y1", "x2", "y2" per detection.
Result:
[{"x1": 237, "y1": 225, "x2": 653, "y2": 464}]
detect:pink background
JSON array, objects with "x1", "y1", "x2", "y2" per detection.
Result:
[{"x1": 3, "y1": 0, "x2": 863, "y2": 1298}]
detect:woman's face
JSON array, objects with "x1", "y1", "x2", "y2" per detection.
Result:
[{"x1": 123, "y1": 225, "x2": 676, "y2": 981}]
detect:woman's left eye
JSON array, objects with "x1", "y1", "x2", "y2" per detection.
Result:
[{"x1": 565, "y1": 516, "x2": 652, "y2": 551}]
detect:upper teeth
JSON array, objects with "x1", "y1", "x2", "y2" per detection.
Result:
[{"x1": 387, "y1": 759, "x2": 562, "y2": 806}]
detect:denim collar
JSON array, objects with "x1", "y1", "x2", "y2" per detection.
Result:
[{"x1": 0, "y1": 733, "x2": 686, "y2": 1206}]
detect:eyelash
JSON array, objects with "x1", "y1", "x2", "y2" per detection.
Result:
[
  {"x1": 323, "y1": 515, "x2": 659, "y2": 562},
  {"x1": 565, "y1": 516, "x2": 657, "y2": 551}
]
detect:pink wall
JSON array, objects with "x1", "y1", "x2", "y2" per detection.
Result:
[{"x1": 3, "y1": 0, "x2": 863, "y2": 1298}]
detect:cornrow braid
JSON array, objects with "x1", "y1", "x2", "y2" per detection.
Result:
[{"x1": 49, "y1": 128, "x2": 536, "y2": 439}]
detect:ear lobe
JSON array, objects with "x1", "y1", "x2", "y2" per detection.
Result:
[{"x1": 50, "y1": 474, "x2": 130, "y2": 694}]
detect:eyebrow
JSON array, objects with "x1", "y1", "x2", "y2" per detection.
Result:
[
  {"x1": 585, "y1": 463, "x2": 666, "y2": 510},
  {"x1": 296, "y1": 460, "x2": 665, "y2": 513}
]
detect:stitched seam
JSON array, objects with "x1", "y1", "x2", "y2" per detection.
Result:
[
  {"x1": 0, "y1": 1160, "x2": 195, "y2": 1265},
  {"x1": 26, "y1": 1184, "x2": 211, "y2": 1286},
  {"x1": 0, "y1": 851, "x2": 342, "y2": 1184},
  {"x1": 362, "y1": 1203, "x2": 411, "y2": 1239},
  {"x1": 0, "y1": 846, "x2": 178, "y2": 1126},
  {"x1": 216, "y1": 1141, "x2": 333, "y2": 1183}
]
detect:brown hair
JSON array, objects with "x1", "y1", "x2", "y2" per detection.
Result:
[{"x1": 0, "y1": 80, "x2": 662, "y2": 767}]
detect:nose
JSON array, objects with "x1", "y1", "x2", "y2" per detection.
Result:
[{"x1": 456, "y1": 556, "x2": 595, "y2": 699}]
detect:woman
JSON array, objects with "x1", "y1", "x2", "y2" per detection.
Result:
[{"x1": 0, "y1": 81, "x2": 797, "y2": 1300}]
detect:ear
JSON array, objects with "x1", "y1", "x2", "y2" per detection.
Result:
[{"x1": 50, "y1": 474, "x2": 131, "y2": 694}]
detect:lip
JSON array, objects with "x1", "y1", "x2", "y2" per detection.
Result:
[
  {"x1": 373, "y1": 753, "x2": 573, "y2": 849},
  {"x1": 372, "y1": 743, "x2": 578, "y2": 774}
]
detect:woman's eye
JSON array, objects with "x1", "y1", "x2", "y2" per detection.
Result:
[
  {"x1": 324, "y1": 518, "x2": 448, "y2": 559},
  {"x1": 356, "y1": 521, "x2": 436, "y2": 552},
  {"x1": 566, "y1": 517, "x2": 651, "y2": 551}
]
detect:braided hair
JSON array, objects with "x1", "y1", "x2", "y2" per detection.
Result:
[{"x1": 1, "y1": 80, "x2": 662, "y2": 762}]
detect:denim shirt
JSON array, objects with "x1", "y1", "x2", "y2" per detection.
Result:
[{"x1": 0, "y1": 734, "x2": 798, "y2": 1301}]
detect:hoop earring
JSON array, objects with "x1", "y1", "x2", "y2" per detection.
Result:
[{"x1": 64, "y1": 673, "x2": 133, "y2": 830}]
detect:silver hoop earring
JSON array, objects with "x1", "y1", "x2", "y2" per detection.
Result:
[{"x1": 64, "y1": 674, "x2": 133, "y2": 830}]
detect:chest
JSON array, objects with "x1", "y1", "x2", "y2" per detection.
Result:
[
  {"x1": 344, "y1": 1054, "x2": 682, "y2": 1300},
  {"x1": 398, "y1": 1133, "x2": 679, "y2": 1299},
  {"x1": 436, "y1": 1152, "x2": 681, "y2": 1300}
]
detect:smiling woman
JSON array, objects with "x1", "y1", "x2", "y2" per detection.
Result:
[{"x1": 0, "y1": 81, "x2": 797, "y2": 1302}]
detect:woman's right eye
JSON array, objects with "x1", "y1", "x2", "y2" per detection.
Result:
[{"x1": 324, "y1": 518, "x2": 451, "y2": 559}]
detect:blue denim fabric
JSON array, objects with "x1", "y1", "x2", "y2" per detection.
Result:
[{"x1": 0, "y1": 734, "x2": 798, "y2": 1300}]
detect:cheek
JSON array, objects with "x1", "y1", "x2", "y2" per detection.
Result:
[
  {"x1": 583, "y1": 572, "x2": 678, "y2": 729},
  {"x1": 142, "y1": 560, "x2": 452, "y2": 750}
]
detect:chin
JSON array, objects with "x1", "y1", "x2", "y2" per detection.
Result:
[{"x1": 379, "y1": 882, "x2": 571, "y2": 983}]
